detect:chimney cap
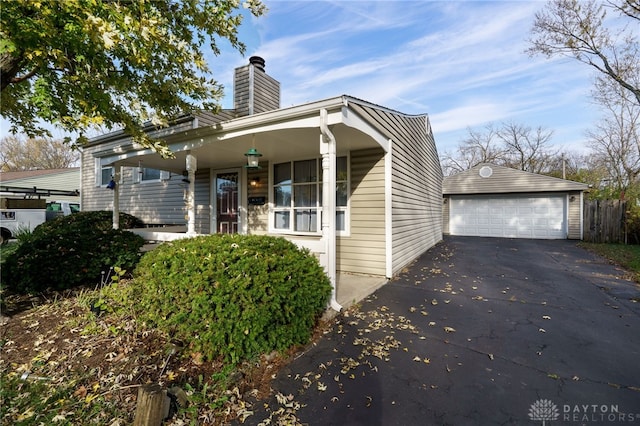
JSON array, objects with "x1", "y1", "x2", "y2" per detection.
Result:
[{"x1": 249, "y1": 56, "x2": 265, "y2": 71}]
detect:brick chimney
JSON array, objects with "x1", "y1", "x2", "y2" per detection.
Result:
[{"x1": 234, "y1": 56, "x2": 280, "y2": 116}]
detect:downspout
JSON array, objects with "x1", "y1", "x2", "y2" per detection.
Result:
[{"x1": 320, "y1": 109, "x2": 342, "y2": 312}]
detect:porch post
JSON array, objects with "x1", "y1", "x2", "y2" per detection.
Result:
[
  {"x1": 112, "y1": 166, "x2": 121, "y2": 230},
  {"x1": 186, "y1": 152, "x2": 197, "y2": 236},
  {"x1": 320, "y1": 109, "x2": 342, "y2": 312}
]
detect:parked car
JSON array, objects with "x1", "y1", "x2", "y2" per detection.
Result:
[
  {"x1": 0, "y1": 199, "x2": 80, "y2": 243},
  {"x1": 45, "y1": 201, "x2": 81, "y2": 220},
  {"x1": 1, "y1": 198, "x2": 47, "y2": 244}
]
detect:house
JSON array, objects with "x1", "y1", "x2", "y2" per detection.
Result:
[
  {"x1": 80, "y1": 57, "x2": 443, "y2": 309},
  {"x1": 0, "y1": 168, "x2": 81, "y2": 204},
  {"x1": 442, "y1": 163, "x2": 589, "y2": 239}
]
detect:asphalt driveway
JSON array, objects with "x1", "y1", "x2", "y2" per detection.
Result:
[{"x1": 245, "y1": 237, "x2": 640, "y2": 426}]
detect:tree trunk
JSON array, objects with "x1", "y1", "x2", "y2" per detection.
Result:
[
  {"x1": 133, "y1": 383, "x2": 169, "y2": 426},
  {"x1": 1, "y1": 52, "x2": 23, "y2": 92}
]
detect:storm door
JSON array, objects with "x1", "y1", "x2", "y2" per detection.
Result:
[{"x1": 216, "y1": 172, "x2": 238, "y2": 234}]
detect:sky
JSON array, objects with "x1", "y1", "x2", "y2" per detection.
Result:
[
  {"x1": 0, "y1": 0, "x2": 613, "y2": 156},
  {"x1": 209, "y1": 0, "x2": 604, "y2": 156}
]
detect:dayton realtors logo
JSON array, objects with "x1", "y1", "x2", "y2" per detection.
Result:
[
  {"x1": 528, "y1": 399, "x2": 639, "y2": 424},
  {"x1": 529, "y1": 399, "x2": 560, "y2": 425}
]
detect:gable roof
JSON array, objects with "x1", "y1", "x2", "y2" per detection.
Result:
[
  {"x1": 92, "y1": 94, "x2": 431, "y2": 173},
  {"x1": 443, "y1": 163, "x2": 589, "y2": 195}
]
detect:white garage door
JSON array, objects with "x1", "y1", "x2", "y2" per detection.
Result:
[{"x1": 449, "y1": 195, "x2": 567, "y2": 239}]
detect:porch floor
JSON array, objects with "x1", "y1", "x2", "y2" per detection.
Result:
[{"x1": 335, "y1": 273, "x2": 388, "y2": 312}]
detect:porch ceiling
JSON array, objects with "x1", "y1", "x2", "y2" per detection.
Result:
[{"x1": 107, "y1": 123, "x2": 379, "y2": 173}]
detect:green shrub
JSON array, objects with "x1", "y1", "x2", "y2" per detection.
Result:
[
  {"x1": 130, "y1": 234, "x2": 332, "y2": 363},
  {"x1": 1, "y1": 211, "x2": 144, "y2": 294},
  {"x1": 33, "y1": 210, "x2": 141, "y2": 236}
]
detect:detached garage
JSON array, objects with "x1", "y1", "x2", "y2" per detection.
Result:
[{"x1": 443, "y1": 163, "x2": 589, "y2": 240}]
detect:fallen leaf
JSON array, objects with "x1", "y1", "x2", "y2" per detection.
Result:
[
  {"x1": 539, "y1": 328, "x2": 546, "y2": 333},
  {"x1": 413, "y1": 356, "x2": 421, "y2": 362},
  {"x1": 443, "y1": 326, "x2": 456, "y2": 333},
  {"x1": 74, "y1": 385, "x2": 87, "y2": 398},
  {"x1": 431, "y1": 299, "x2": 438, "y2": 306},
  {"x1": 428, "y1": 321, "x2": 436, "y2": 326},
  {"x1": 542, "y1": 315, "x2": 551, "y2": 320},
  {"x1": 488, "y1": 353, "x2": 494, "y2": 360}
]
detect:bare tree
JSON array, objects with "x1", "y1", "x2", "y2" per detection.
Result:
[
  {"x1": 496, "y1": 122, "x2": 558, "y2": 173},
  {"x1": 586, "y1": 75, "x2": 640, "y2": 191},
  {"x1": 527, "y1": 0, "x2": 640, "y2": 105},
  {"x1": 0, "y1": 136, "x2": 80, "y2": 171},
  {"x1": 441, "y1": 124, "x2": 504, "y2": 175},
  {"x1": 442, "y1": 122, "x2": 559, "y2": 175}
]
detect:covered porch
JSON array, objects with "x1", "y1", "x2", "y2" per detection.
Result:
[{"x1": 97, "y1": 98, "x2": 392, "y2": 312}]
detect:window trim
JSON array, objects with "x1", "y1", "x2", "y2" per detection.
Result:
[
  {"x1": 133, "y1": 167, "x2": 170, "y2": 184},
  {"x1": 95, "y1": 159, "x2": 114, "y2": 187},
  {"x1": 269, "y1": 155, "x2": 350, "y2": 236}
]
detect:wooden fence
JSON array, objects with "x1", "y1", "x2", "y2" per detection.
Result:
[{"x1": 583, "y1": 199, "x2": 627, "y2": 243}]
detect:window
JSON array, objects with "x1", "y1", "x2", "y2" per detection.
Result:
[
  {"x1": 134, "y1": 167, "x2": 169, "y2": 183},
  {"x1": 141, "y1": 168, "x2": 161, "y2": 181},
  {"x1": 101, "y1": 166, "x2": 114, "y2": 186},
  {"x1": 95, "y1": 158, "x2": 115, "y2": 187},
  {"x1": 336, "y1": 156, "x2": 348, "y2": 231},
  {"x1": 272, "y1": 157, "x2": 348, "y2": 234}
]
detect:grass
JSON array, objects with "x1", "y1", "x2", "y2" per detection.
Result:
[{"x1": 579, "y1": 242, "x2": 640, "y2": 283}]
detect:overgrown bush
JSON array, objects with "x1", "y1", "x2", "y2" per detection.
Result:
[
  {"x1": 1, "y1": 211, "x2": 144, "y2": 294},
  {"x1": 33, "y1": 210, "x2": 141, "y2": 236},
  {"x1": 129, "y1": 234, "x2": 332, "y2": 363}
]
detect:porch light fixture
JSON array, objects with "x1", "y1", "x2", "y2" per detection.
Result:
[
  {"x1": 244, "y1": 147, "x2": 262, "y2": 169},
  {"x1": 250, "y1": 176, "x2": 260, "y2": 187}
]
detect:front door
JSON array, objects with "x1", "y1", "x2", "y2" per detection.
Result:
[{"x1": 216, "y1": 172, "x2": 238, "y2": 234}]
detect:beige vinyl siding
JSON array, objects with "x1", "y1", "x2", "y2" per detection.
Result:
[
  {"x1": 349, "y1": 104, "x2": 441, "y2": 275},
  {"x1": 390, "y1": 117, "x2": 442, "y2": 274},
  {"x1": 81, "y1": 142, "x2": 207, "y2": 227},
  {"x1": 194, "y1": 169, "x2": 211, "y2": 234},
  {"x1": 348, "y1": 103, "x2": 442, "y2": 275},
  {"x1": 247, "y1": 166, "x2": 269, "y2": 235},
  {"x1": 337, "y1": 148, "x2": 386, "y2": 276},
  {"x1": 80, "y1": 147, "x2": 112, "y2": 211},
  {"x1": 567, "y1": 191, "x2": 582, "y2": 239}
]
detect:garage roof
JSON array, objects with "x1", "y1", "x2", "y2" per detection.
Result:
[{"x1": 443, "y1": 163, "x2": 589, "y2": 195}]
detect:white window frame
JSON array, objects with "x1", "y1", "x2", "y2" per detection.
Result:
[
  {"x1": 95, "y1": 159, "x2": 114, "y2": 187},
  {"x1": 335, "y1": 155, "x2": 350, "y2": 237},
  {"x1": 269, "y1": 155, "x2": 349, "y2": 236},
  {"x1": 133, "y1": 166, "x2": 170, "y2": 184}
]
